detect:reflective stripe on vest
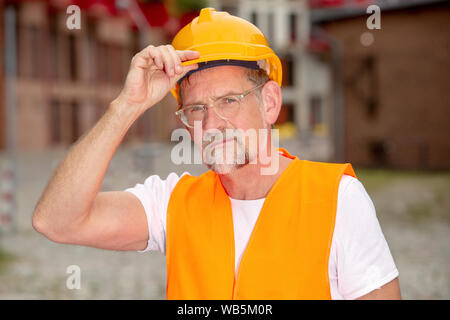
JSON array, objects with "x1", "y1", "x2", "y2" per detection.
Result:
[{"x1": 166, "y1": 149, "x2": 357, "y2": 299}]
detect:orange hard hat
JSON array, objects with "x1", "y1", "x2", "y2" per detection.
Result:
[{"x1": 170, "y1": 7, "x2": 282, "y2": 107}]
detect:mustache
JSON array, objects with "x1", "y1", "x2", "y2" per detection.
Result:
[{"x1": 202, "y1": 129, "x2": 240, "y2": 150}]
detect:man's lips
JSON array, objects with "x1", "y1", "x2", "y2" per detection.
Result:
[{"x1": 206, "y1": 138, "x2": 234, "y2": 150}]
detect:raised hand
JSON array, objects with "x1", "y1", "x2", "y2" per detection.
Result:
[{"x1": 114, "y1": 44, "x2": 199, "y2": 117}]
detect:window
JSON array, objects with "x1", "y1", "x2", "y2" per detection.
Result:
[
  {"x1": 20, "y1": 25, "x2": 42, "y2": 79},
  {"x1": 275, "y1": 103, "x2": 296, "y2": 139},
  {"x1": 48, "y1": 15, "x2": 59, "y2": 80},
  {"x1": 68, "y1": 34, "x2": 78, "y2": 81},
  {"x1": 281, "y1": 54, "x2": 294, "y2": 87},
  {"x1": 70, "y1": 100, "x2": 80, "y2": 143},
  {"x1": 96, "y1": 42, "x2": 109, "y2": 83},
  {"x1": 50, "y1": 99, "x2": 61, "y2": 144},
  {"x1": 30, "y1": 26, "x2": 41, "y2": 78},
  {"x1": 250, "y1": 11, "x2": 258, "y2": 26},
  {"x1": 289, "y1": 13, "x2": 297, "y2": 42},
  {"x1": 310, "y1": 95, "x2": 327, "y2": 136},
  {"x1": 276, "y1": 103, "x2": 295, "y2": 124},
  {"x1": 369, "y1": 140, "x2": 388, "y2": 166},
  {"x1": 109, "y1": 44, "x2": 126, "y2": 84},
  {"x1": 86, "y1": 21, "x2": 97, "y2": 82},
  {"x1": 50, "y1": 99, "x2": 80, "y2": 145},
  {"x1": 310, "y1": 95, "x2": 322, "y2": 127},
  {"x1": 345, "y1": 54, "x2": 379, "y2": 119}
]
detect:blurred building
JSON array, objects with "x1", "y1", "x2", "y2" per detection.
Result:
[
  {"x1": 314, "y1": 0, "x2": 450, "y2": 169},
  {"x1": 216, "y1": 0, "x2": 450, "y2": 169},
  {"x1": 0, "y1": 0, "x2": 204, "y2": 150},
  {"x1": 0, "y1": 3, "x2": 4, "y2": 150},
  {"x1": 1, "y1": 0, "x2": 449, "y2": 170}
]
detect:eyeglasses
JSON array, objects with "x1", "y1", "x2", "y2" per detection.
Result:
[{"x1": 175, "y1": 83, "x2": 266, "y2": 128}]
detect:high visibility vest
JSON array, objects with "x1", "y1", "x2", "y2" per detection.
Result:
[{"x1": 166, "y1": 148, "x2": 357, "y2": 299}]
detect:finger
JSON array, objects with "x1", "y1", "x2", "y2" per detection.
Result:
[
  {"x1": 132, "y1": 45, "x2": 160, "y2": 69},
  {"x1": 176, "y1": 50, "x2": 200, "y2": 62},
  {"x1": 147, "y1": 46, "x2": 163, "y2": 69},
  {"x1": 159, "y1": 45, "x2": 176, "y2": 77},
  {"x1": 183, "y1": 63, "x2": 199, "y2": 74},
  {"x1": 166, "y1": 45, "x2": 183, "y2": 75},
  {"x1": 173, "y1": 63, "x2": 199, "y2": 84},
  {"x1": 130, "y1": 50, "x2": 148, "y2": 69}
]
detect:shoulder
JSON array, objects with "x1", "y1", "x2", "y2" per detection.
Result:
[
  {"x1": 296, "y1": 160, "x2": 356, "y2": 183},
  {"x1": 335, "y1": 174, "x2": 378, "y2": 235},
  {"x1": 337, "y1": 174, "x2": 376, "y2": 218},
  {"x1": 338, "y1": 175, "x2": 364, "y2": 198}
]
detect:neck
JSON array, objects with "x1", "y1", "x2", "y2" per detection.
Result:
[{"x1": 217, "y1": 148, "x2": 293, "y2": 200}]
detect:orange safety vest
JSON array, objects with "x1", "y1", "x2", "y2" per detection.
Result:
[{"x1": 166, "y1": 148, "x2": 356, "y2": 299}]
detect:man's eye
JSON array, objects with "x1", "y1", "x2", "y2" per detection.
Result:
[
  {"x1": 189, "y1": 106, "x2": 204, "y2": 113},
  {"x1": 222, "y1": 97, "x2": 238, "y2": 104}
]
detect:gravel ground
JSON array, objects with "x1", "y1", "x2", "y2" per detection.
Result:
[{"x1": 0, "y1": 140, "x2": 448, "y2": 299}]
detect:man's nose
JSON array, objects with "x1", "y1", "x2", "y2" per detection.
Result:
[{"x1": 203, "y1": 105, "x2": 226, "y2": 130}]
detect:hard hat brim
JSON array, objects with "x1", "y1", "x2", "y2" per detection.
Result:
[{"x1": 171, "y1": 52, "x2": 282, "y2": 108}]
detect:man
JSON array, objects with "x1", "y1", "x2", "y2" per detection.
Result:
[{"x1": 32, "y1": 8, "x2": 401, "y2": 299}]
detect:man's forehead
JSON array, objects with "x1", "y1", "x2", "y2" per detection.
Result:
[{"x1": 180, "y1": 66, "x2": 249, "y2": 102}]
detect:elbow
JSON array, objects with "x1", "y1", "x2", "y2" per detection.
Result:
[
  {"x1": 31, "y1": 206, "x2": 45, "y2": 234},
  {"x1": 31, "y1": 207, "x2": 64, "y2": 243}
]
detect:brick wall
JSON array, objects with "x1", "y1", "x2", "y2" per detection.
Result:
[
  {"x1": 0, "y1": 2, "x2": 4, "y2": 149},
  {"x1": 3, "y1": 1, "x2": 174, "y2": 151},
  {"x1": 321, "y1": 4, "x2": 450, "y2": 169}
]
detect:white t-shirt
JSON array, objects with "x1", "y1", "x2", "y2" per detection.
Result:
[{"x1": 125, "y1": 172, "x2": 399, "y2": 300}]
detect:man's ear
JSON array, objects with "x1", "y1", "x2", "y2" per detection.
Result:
[{"x1": 261, "y1": 81, "x2": 282, "y2": 126}]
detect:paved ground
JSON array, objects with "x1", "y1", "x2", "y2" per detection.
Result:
[{"x1": 0, "y1": 140, "x2": 449, "y2": 299}]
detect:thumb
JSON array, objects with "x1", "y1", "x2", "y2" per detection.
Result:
[{"x1": 172, "y1": 63, "x2": 199, "y2": 84}]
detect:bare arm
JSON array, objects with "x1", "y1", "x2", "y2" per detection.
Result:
[
  {"x1": 32, "y1": 45, "x2": 199, "y2": 251},
  {"x1": 356, "y1": 277, "x2": 402, "y2": 300},
  {"x1": 32, "y1": 104, "x2": 148, "y2": 250}
]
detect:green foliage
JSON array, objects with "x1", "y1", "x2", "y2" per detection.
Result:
[
  {"x1": 355, "y1": 168, "x2": 450, "y2": 224},
  {"x1": 176, "y1": 0, "x2": 208, "y2": 13},
  {"x1": 355, "y1": 168, "x2": 450, "y2": 192},
  {"x1": 0, "y1": 246, "x2": 14, "y2": 273}
]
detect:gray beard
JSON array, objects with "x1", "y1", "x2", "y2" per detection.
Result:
[{"x1": 206, "y1": 150, "x2": 251, "y2": 175}]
